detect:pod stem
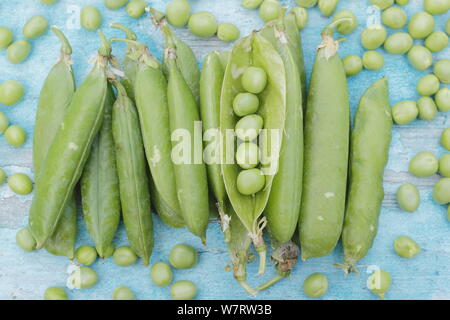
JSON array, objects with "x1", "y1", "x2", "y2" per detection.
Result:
[
  {"x1": 217, "y1": 202, "x2": 231, "y2": 243},
  {"x1": 256, "y1": 245, "x2": 267, "y2": 276},
  {"x1": 110, "y1": 79, "x2": 128, "y2": 98},
  {"x1": 257, "y1": 272, "x2": 287, "y2": 291},
  {"x1": 334, "y1": 262, "x2": 360, "y2": 275},
  {"x1": 321, "y1": 18, "x2": 353, "y2": 37},
  {"x1": 110, "y1": 23, "x2": 137, "y2": 40},
  {"x1": 51, "y1": 26, "x2": 72, "y2": 55},
  {"x1": 239, "y1": 281, "x2": 258, "y2": 296},
  {"x1": 98, "y1": 30, "x2": 112, "y2": 57}
]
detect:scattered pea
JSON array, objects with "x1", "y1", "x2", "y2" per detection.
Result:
[
  {"x1": 188, "y1": 12, "x2": 218, "y2": 38},
  {"x1": 303, "y1": 273, "x2": 328, "y2": 298},
  {"x1": 112, "y1": 286, "x2": 135, "y2": 300},
  {"x1": 408, "y1": 152, "x2": 438, "y2": 177},
  {"x1": 236, "y1": 168, "x2": 265, "y2": 195},
  {"x1": 435, "y1": 88, "x2": 450, "y2": 112},
  {"x1": 396, "y1": 183, "x2": 420, "y2": 212},
  {"x1": 424, "y1": 0, "x2": 450, "y2": 15},
  {"x1": 381, "y1": 7, "x2": 407, "y2": 29},
  {"x1": 392, "y1": 101, "x2": 418, "y2": 125},
  {"x1": 367, "y1": 270, "x2": 391, "y2": 299},
  {"x1": 417, "y1": 96, "x2": 437, "y2": 121},
  {"x1": 8, "y1": 173, "x2": 33, "y2": 195},
  {"x1": 241, "y1": 66, "x2": 267, "y2": 94},
  {"x1": 333, "y1": 10, "x2": 358, "y2": 35},
  {"x1": 384, "y1": 32, "x2": 413, "y2": 54},
  {"x1": 71, "y1": 267, "x2": 98, "y2": 289},
  {"x1": 342, "y1": 54, "x2": 363, "y2": 77},
  {"x1": 369, "y1": 0, "x2": 394, "y2": 10},
  {"x1": 296, "y1": 0, "x2": 317, "y2": 8},
  {"x1": 127, "y1": 0, "x2": 147, "y2": 19},
  {"x1": 441, "y1": 128, "x2": 450, "y2": 150},
  {"x1": 23, "y1": 15, "x2": 48, "y2": 39},
  {"x1": 0, "y1": 111, "x2": 9, "y2": 133},
  {"x1": 362, "y1": 51, "x2": 384, "y2": 70},
  {"x1": 171, "y1": 280, "x2": 197, "y2": 300},
  {"x1": 166, "y1": 0, "x2": 191, "y2": 27},
  {"x1": 433, "y1": 177, "x2": 450, "y2": 204},
  {"x1": 361, "y1": 25, "x2": 387, "y2": 50},
  {"x1": 44, "y1": 287, "x2": 68, "y2": 300},
  {"x1": 39, "y1": 0, "x2": 60, "y2": 4},
  {"x1": 150, "y1": 262, "x2": 173, "y2": 287},
  {"x1": 439, "y1": 154, "x2": 450, "y2": 177},
  {"x1": 233, "y1": 93, "x2": 260, "y2": 116},
  {"x1": 6, "y1": 40, "x2": 31, "y2": 64},
  {"x1": 395, "y1": 0, "x2": 409, "y2": 5},
  {"x1": 16, "y1": 227, "x2": 36, "y2": 251},
  {"x1": 80, "y1": 6, "x2": 102, "y2": 31},
  {"x1": 407, "y1": 45, "x2": 433, "y2": 71},
  {"x1": 425, "y1": 31, "x2": 448, "y2": 52},
  {"x1": 318, "y1": 0, "x2": 339, "y2": 17},
  {"x1": 5, "y1": 125, "x2": 27, "y2": 147},
  {"x1": 235, "y1": 114, "x2": 264, "y2": 141},
  {"x1": 75, "y1": 245, "x2": 98, "y2": 266},
  {"x1": 416, "y1": 74, "x2": 440, "y2": 96},
  {"x1": 236, "y1": 142, "x2": 260, "y2": 169},
  {"x1": 0, "y1": 80, "x2": 24, "y2": 106},
  {"x1": 292, "y1": 7, "x2": 308, "y2": 30},
  {"x1": 104, "y1": 0, "x2": 129, "y2": 10},
  {"x1": 0, "y1": 26, "x2": 13, "y2": 49},
  {"x1": 169, "y1": 244, "x2": 198, "y2": 269},
  {"x1": 0, "y1": 168, "x2": 5, "y2": 184},
  {"x1": 434, "y1": 60, "x2": 450, "y2": 84},
  {"x1": 259, "y1": 0, "x2": 282, "y2": 23},
  {"x1": 217, "y1": 23, "x2": 240, "y2": 42},
  {"x1": 113, "y1": 246, "x2": 138, "y2": 266},
  {"x1": 242, "y1": 0, "x2": 264, "y2": 9},
  {"x1": 408, "y1": 11, "x2": 435, "y2": 39}
]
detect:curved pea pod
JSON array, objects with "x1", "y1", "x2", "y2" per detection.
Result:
[
  {"x1": 220, "y1": 33, "x2": 287, "y2": 274},
  {"x1": 341, "y1": 77, "x2": 392, "y2": 272},
  {"x1": 299, "y1": 21, "x2": 350, "y2": 260},
  {"x1": 260, "y1": 17, "x2": 304, "y2": 245},
  {"x1": 81, "y1": 85, "x2": 121, "y2": 258},
  {"x1": 165, "y1": 45, "x2": 210, "y2": 243},
  {"x1": 32, "y1": 27, "x2": 77, "y2": 259},
  {"x1": 111, "y1": 80, "x2": 153, "y2": 265},
  {"x1": 29, "y1": 31, "x2": 112, "y2": 248},
  {"x1": 200, "y1": 51, "x2": 229, "y2": 239}
]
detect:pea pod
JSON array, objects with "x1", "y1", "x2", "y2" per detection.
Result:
[
  {"x1": 29, "y1": 31, "x2": 112, "y2": 248},
  {"x1": 299, "y1": 20, "x2": 350, "y2": 260},
  {"x1": 221, "y1": 33, "x2": 287, "y2": 274},
  {"x1": 32, "y1": 27, "x2": 77, "y2": 259},
  {"x1": 111, "y1": 80, "x2": 153, "y2": 265},
  {"x1": 340, "y1": 77, "x2": 392, "y2": 272},
  {"x1": 80, "y1": 84, "x2": 121, "y2": 258}
]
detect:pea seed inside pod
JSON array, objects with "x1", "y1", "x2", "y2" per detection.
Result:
[
  {"x1": 236, "y1": 168, "x2": 266, "y2": 195},
  {"x1": 241, "y1": 66, "x2": 268, "y2": 94},
  {"x1": 235, "y1": 114, "x2": 264, "y2": 141},
  {"x1": 233, "y1": 92, "x2": 260, "y2": 117},
  {"x1": 236, "y1": 142, "x2": 260, "y2": 169}
]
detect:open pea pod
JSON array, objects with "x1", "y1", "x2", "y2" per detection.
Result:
[{"x1": 220, "y1": 33, "x2": 286, "y2": 275}]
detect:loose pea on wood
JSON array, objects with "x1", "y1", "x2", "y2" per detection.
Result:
[
  {"x1": 408, "y1": 152, "x2": 438, "y2": 177},
  {"x1": 439, "y1": 154, "x2": 450, "y2": 177},
  {"x1": 392, "y1": 101, "x2": 418, "y2": 125},
  {"x1": 396, "y1": 183, "x2": 420, "y2": 212},
  {"x1": 417, "y1": 96, "x2": 437, "y2": 121}
]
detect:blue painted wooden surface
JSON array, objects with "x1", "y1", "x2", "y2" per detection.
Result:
[{"x1": 0, "y1": 0, "x2": 449, "y2": 300}]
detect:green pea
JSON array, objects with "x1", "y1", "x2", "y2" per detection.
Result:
[
  {"x1": 408, "y1": 152, "x2": 438, "y2": 177},
  {"x1": 342, "y1": 54, "x2": 363, "y2": 77},
  {"x1": 395, "y1": 0, "x2": 409, "y2": 5},
  {"x1": 384, "y1": 32, "x2": 413, "y2": 54},
  {"x1": 188, "y1": 12, "x2": 218, "y2": 38},
  {"x1": 169, "y1": 244, "x2": 198, "y2": 269},
  {"x1": 303, "y1": 273, "x2": 328, "y2": 298},
  {"x1": 150, "y1": 262, "x2": 173, "y2": 287},
  {"x1": 318, "y1": 0, "x2": 338, "y2": 17},
  {"x1": 104, "y1": 0, "x2": 129, "y2": 10},
  {"x1": 259, "y1": 0, "x2": 282, "y2": 23},
  {"x1": 296, "y1": 0, "x2": 317, "y2": 8},
  {"x1": 39, "y1": 0, "x2": 59, "y2": 4},
  {"x1": 433, "y1": 177, "x2": 450, "y2": 204},
  {"x1": 235, "y1": 114, "x2": 264, "y2": 141},
  {"x1": 217, "y1": 23, "x2": 240, "y2": 42},
  {"x1": 291, "y1": 7, "x2": 308, "y2": 30},
  {"x1": 236, "y1": 168, "x2": 265, "y2": 195},
  {"x1": 8, "y1": 173, "x2": 33, "y2": 195},
  {"x1": 0, "y1": 168, "x2": 5, "y2": 185},
  {"x1": 362, "y1": 51, "x2": 384, "y2": 70},
  {"x1": 0, "y1": 80, "x2": 24, "y2": 106},
  {"x1": 392, "y1": 101, "x2": 418, "y2": 125},
  {"x1": 233, "y1": 93, "x2": 260, "y2": 117},
  {"x1": 417, "y1": 96, "x2": 437, "y2": 121},
  {"x1": 241, "y1": 66, "x2": 267, "y2": 94},
  {"x1": 425, "y1": 31, "x2": 449, "y2": 52},
  {"x1": 75, "y1": 245, "x2": 98, "y2": 266},
  {"x1": 424, "y1": 0, "x2": 450, "y2": 15},
  {"x1": 408, "y1": 11, "x2": 435, "y2": 39},
  {"x1": 441, "y1": 128, "x2": 450, "y2": 150},
  {"x1": 236, "y1": 142, "x2": 260, "y2": 169},
  {"x1": 0, "y1": 26, "x2": 13, "y2": 49},
  {"x1": 370, "y1": 0, "x2": 394, "y2": 9},
  {"x1": 446, "y1": 18, "x2": 450, "y2": 35},
  {"x1": 112, "y1": 286, "x2": 135, "y2": 300},
  {"x1": 71, "y1": 267, "x2": 98, "y2": 289},
  {"x1": 333, "y1": 10, "x2": 358, "y2": 35},
  {"x1": 382, "y1": 7, "x2": 407, "y2": 29},
  {"x1": 0, "y1": 111, "x2": 9, "y2": 134},
  {"x1": 416, "y1": 74, "x2": 440, "y2": 96},
  {"x1": 6, "y1": 40, "x2": 31, "y2": 64},
  {"x1": 44, "y1": 287, "x2": 68, "y2": 300},
  {"x1": 113, "y1": 246, "x2": 138, "y2": 266},
  {"x1": 434, "y1": 59, "x2": 450, "y2": 84},
  {"x1": 166, "y1": 0, "x2": 191, "y2": 27},
  {"x1": 127, "y1": 0, "x2": 147, "y2": 18},
  {"x1": 242, "y1": 0, "x2": 264, "y2": 9},
  {"x1": 407, "y1": 46, "x2": 433, "y2": 71},
  {"x1": 396, "y1": 183, "x2": 420, "y2": 212},
  {"x1": 80, "y1": 6, "x2": 102, "y2": 31},
  {"x1": 5, "y1": 125, "x2": 27, "y2": 147},
  {"x1": 171, "y1": 280, "x2": 197, "y2": 300},
  {"x1": 439, "y1": 154, "x2": 450, "y2": 177},
  {"x1": 435, "y1": 88, "x2": 450, "y2": 112},
  {"x1": 367, "y1": 270, "x2": 391, "y2": 299},
  {"x1": 23, "y1": 15, "x2": 48, "y2": 39},
  {"x1": 16, "y1": 227, "x2": 36, "y2": 251},
  {"x1": 361, "y1": 25, "x2": 387, "y2": 50}
]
